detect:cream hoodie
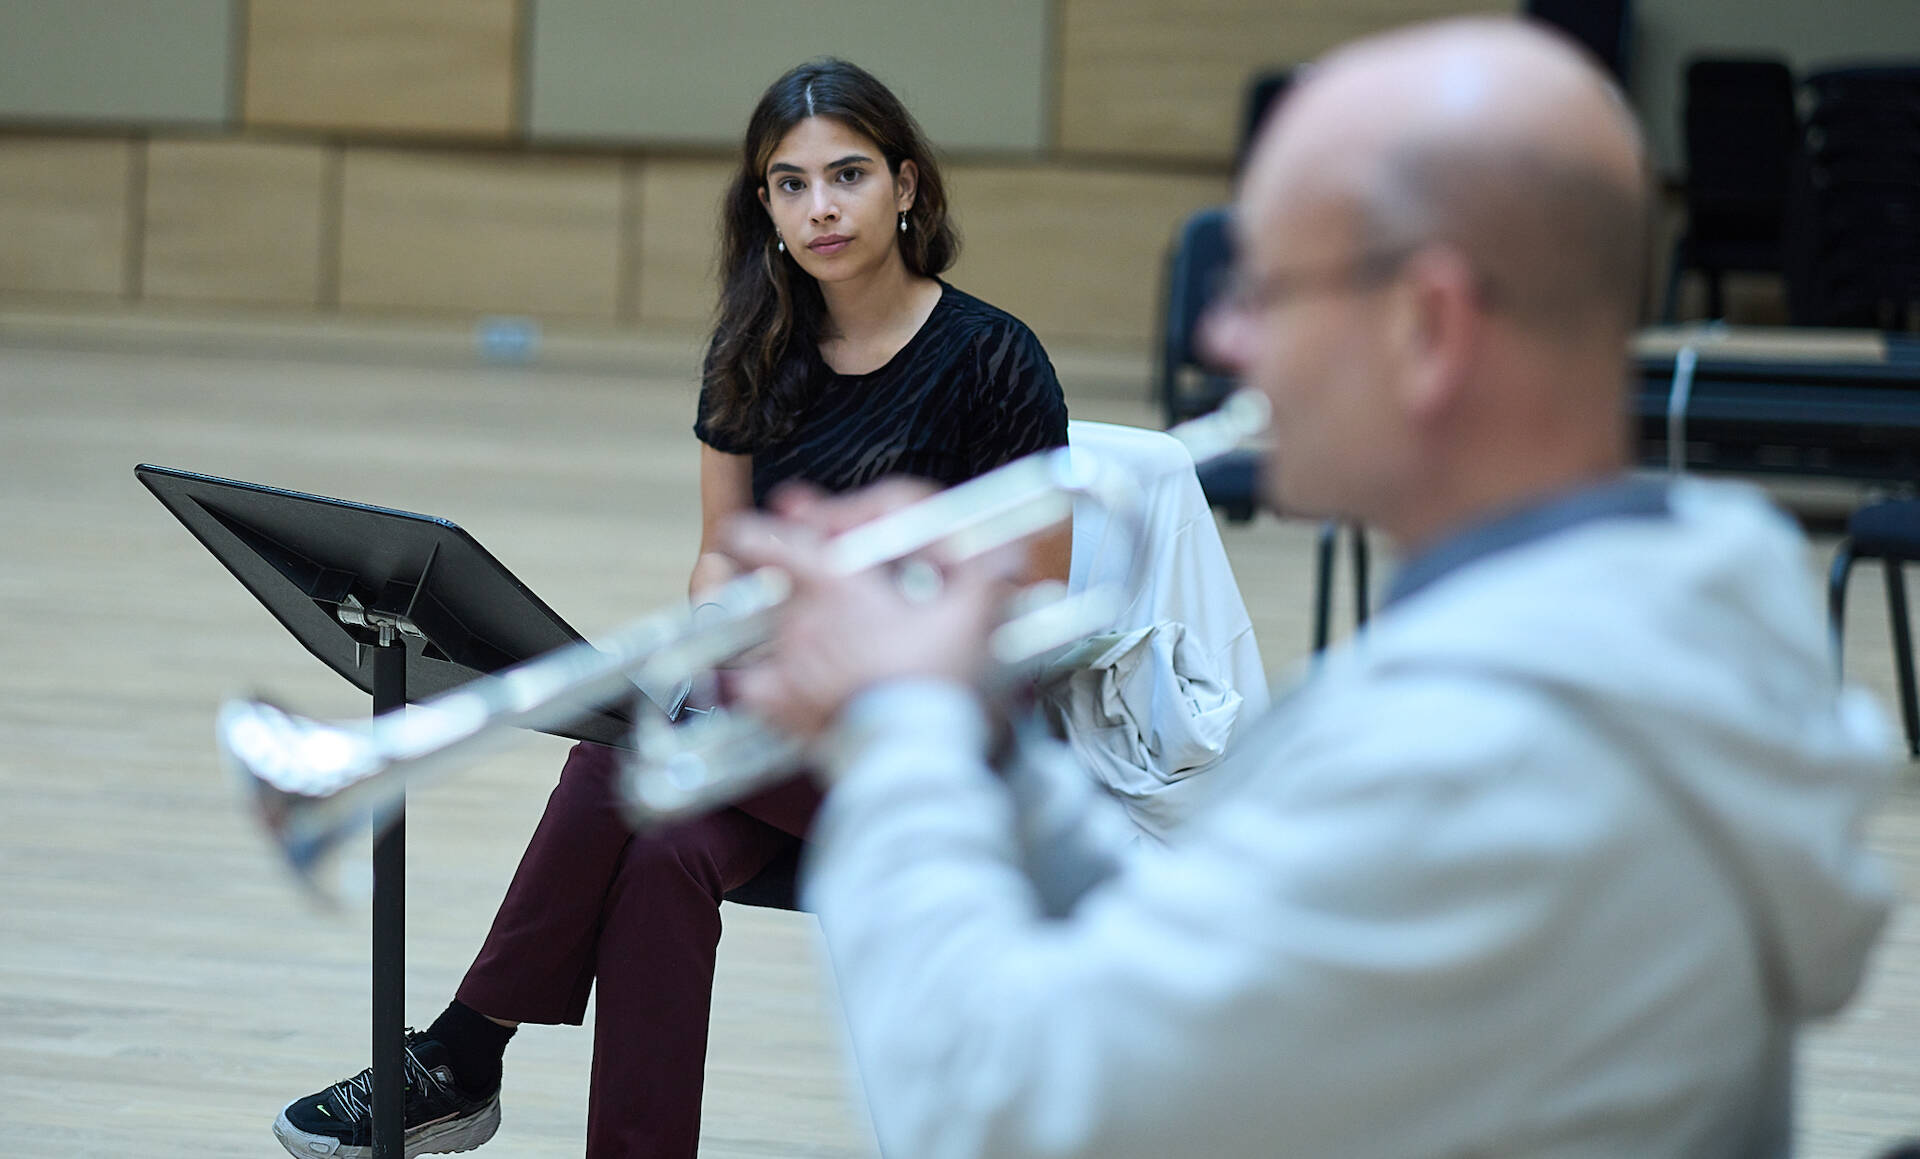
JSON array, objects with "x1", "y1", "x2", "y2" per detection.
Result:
[{"x1": 804, "y1": 477, "x2": 1893, "y2": 1159}]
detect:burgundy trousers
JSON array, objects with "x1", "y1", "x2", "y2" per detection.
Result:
[{"x1": 456, "y1": 741, "x2": 821, "y2": 1158}]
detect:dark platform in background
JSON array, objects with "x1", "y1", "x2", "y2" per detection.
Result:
[{"x1": 1633, "y1": 326, "x2": 1920, "y2": 490}]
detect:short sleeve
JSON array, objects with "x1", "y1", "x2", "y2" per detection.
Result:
[{"x1": 967, "y1": 321, "x2": 1069, "y2": 477}]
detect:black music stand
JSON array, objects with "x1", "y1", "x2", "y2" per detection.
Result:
[{"x1": 135, "y1": 464, "x2": 650, "y2": 1159}]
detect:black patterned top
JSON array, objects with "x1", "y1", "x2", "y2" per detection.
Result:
[{"x1": 695, "y1": 281, "x2": 1069, "y2": 508}]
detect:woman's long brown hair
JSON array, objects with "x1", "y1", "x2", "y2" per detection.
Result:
[{"x1": 704, "y1": 58, "x2": 959, "y2": 450}]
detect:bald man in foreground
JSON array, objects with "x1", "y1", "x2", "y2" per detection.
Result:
[{"x1": 728, "y1": 19, "x2": 1894, "y2": 1159}]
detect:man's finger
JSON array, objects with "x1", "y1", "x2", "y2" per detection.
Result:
[
  {"x1": 763, "y1": 480, "x2": 828, "y2": 519},
  {"x1": 775, "y1": 477, "x2": 938, "y2": 536},
  {"x1": 721, "y1": 513, "x2": 829, "y2": 579}
]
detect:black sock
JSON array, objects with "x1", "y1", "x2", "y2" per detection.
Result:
[{"x1": 425, "y1": 1000, "x2": 516, "y2": 1098}]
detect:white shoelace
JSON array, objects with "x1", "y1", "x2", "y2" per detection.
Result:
[{"x1": 327, "y1": 1037, "x2": 447, "y2": 1122}]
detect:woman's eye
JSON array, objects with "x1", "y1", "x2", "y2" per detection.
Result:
[
  {"x1": 836, "y1": 168, "x2": 863, "y2": 183},
  {"x1": 778, "y1": 177, "x2": 803, "y2": 194}
]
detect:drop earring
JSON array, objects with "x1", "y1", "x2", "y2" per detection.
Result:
[
  {"x1": 776, "y1": 233, "x2": 785, "y2": 253},
  {"x1": 899, "y1": 212, "x2": 909, "y2": 233}
]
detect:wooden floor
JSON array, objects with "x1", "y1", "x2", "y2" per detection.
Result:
[{"x1": 1, "y1": 311, "x2": 1915, "y2": 1157}]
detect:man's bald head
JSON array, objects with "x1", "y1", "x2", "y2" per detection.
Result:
[
  {"x1": 1246, "y1": 18, "x2": 1652, "y2": 343},
  {"x1": 1211, "y1": 18, "x2": 1654, "y2": 547}
]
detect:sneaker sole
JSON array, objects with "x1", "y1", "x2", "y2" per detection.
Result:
[{"x1": 272, "y1": 1096, "x2": 501, "y2": 1159}]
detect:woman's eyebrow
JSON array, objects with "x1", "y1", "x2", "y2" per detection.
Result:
[{"x1": 768, "y1": 154, "x2": 875, "y2": 176}]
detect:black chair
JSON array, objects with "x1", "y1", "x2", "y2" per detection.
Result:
[
  {"x1": 1828, "y1": 498, "x2": 1920, "y2": 756},
  {"x1": 1172, "y1": 63, "x2": 1297, "y2": 424},
  {"x1": 1662, "y1": 58, "x2": 1800, "y2": 322},
  {"x1": 1158, "y1": 206, "x2": 1239, "y2": 427},
  {"x1": 1237, "y1": 68, "x2": 1296, "y2": 175},
  {"x1": 1524, "y1": 0, "x2": 1632, "y2": 86},
  {"x1": 724, "y1": 843, "x2": 802, "y2": 910},
  {"x1": 1156, "y1": 205, "x2": 1370, "y2": 652},
  {"x1": 1311, "y1": 522, "x2": 1370, "y2": 655},
  {"x1": 1788, "y1": 66, "x2": 1920, "y2": 331}
]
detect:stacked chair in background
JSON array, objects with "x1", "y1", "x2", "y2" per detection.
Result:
[
  {"x1": 1788, "y1": 66, "x2": 1920, "y2": 329},
  {"x1": 1793, "y1": 65, "x2": 1920, "y2": 758},
  {"x1": 1663, "y1": 57, "x2": 1801, "y2": 322},
  {"x1": 1661, "y1": 55, "x2": 1920, "y2": 330}
]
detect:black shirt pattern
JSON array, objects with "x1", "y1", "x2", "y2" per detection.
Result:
[{"x1": 695, "y1": 281, "x2": 1069, "y2": 507}]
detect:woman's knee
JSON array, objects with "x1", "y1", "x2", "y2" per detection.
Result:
[
  {"x1": 548, "y1": 742, "x2": 626, "y2": 815},
  {"x1": 617, "y1": 810, "x2": 791, "y2": 900}
]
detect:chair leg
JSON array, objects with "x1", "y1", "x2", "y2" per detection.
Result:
[
  {"x1": 1660, "y1": 236, "x2": 1687, "y2": 323},
  {"x1": 1312, "y1": 521, "x2": 1337, "y2": 654},
  {"x1": 1883, "y1": 558, "x2": 1920, "y2": 756},
  {"x1": 1350, "y1": 523, "x2": 1371, "y2": 630},
  {"x1": 1829, "y1": 541, "x2": 1855, "y2": 670}
]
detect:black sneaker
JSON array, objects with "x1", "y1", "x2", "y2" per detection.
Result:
[{"x1": 272, "y1": 1030, "x2": 501, "y2": 1159}]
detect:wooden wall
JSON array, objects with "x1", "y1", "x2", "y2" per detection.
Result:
[
  {"x1": 526, "y1": 0, "x2": 1052, "y2": 152},
  {"x1": 242, "y1": 1, "x2": 521, "y2": 139},
  {"x1": 1057, "y1": 0, "x2": 1507, "y2": 160},
  {"x1": 15, "y1": 0, "x2": 1901, "y2": 346},
  {"x1": 0, "y1": 0, "x2": 232, "y2": 126}
]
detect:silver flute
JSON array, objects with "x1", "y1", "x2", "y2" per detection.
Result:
[{"x1": 218, "y1": 390, "x2": 1269, "y2": 893}]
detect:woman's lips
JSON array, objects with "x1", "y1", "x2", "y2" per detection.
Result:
[{"x1": 808, "y1": 235, "x2": 852, "y2": 254}]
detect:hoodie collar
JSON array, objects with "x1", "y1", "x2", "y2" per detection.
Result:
[{"x1": 1386, "y1": 476, "x2": 1672, "y2": 609}]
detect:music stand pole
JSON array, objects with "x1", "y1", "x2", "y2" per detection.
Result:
[{"x1": 371, "y1": 634, "x2": 406, "y2": 1159}]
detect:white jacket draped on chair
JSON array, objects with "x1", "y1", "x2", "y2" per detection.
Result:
[{"x1": 1038, "y1": 419, "x2": 1268, "y2": 840}]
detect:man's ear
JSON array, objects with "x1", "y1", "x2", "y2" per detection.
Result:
[
  {"x1": 895, "y1": 160, "x2": 919, "y2": 212},
  {"x1": 1391, "y1": 246, "x2": 1479, "y2": 423}
]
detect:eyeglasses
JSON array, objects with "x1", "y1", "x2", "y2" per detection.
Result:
[{"x1": 1208, "y1": 247, "x2": 1416, "y2": 319}]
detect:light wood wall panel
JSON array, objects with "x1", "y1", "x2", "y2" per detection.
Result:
[
  {"x1": 142, "y1": 140, "x2": 328, "y2": 307},
  {"x1": 527, "y1": 0, "x2": 1049, "y2": 152},
  {"x1": 0, "y1": 0, "x2": 233, "y2": 126},
  {"x1": 633, "y1": 158, "x2": 734, "y2": 330},
  {"x1": 1058, "y1": 0, "x2": 1513, "y2": 162},
  {"x1": 0, "y1": 138, "x2": 131, "y2": 297},
  {"x1": 242, "y1": 0, "x2": 519, "y2": 138},
  {"x1": 629, "y1": 159, "x2": 1225, "y2": 347},
  {"x1": 338, "y1": 150, "x2": 622, "y2": 319},
  {"x1": 945, "y1": 164, "x2": 1230, "y2": 347}
]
